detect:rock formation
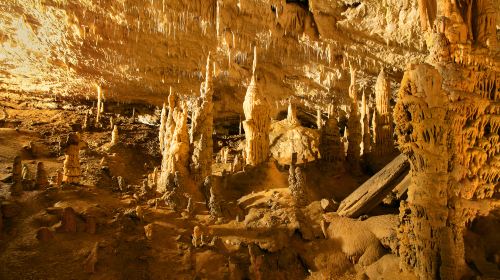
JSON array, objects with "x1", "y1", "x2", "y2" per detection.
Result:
[
  {"x1": 320, "y1": 104, "x2": 344, "y2": 165},
  {"x1": 62, "y1": 133, "x2": 82, "y2": 184},
  {"x1": 288, "y1": 153, "x2": 308, "y2": 207},
  {"x1": 159, "y1": 102, "x2": 167, "y2": 151},
  {"x1": 242, "y1": 47, "x2": 270, "y2": 166},
  {"x1": 157, "y1": 93, "x2": 190, "y2": 193},
  {"x1": 11, "y1": 156, "x2": 23, "y2": 195},
  {"x1": 208, "y1": 185, "x2": 222, "y2": 219},
  {"x1": 190, "y1": 54, "x2": 214, "y2": 184},
  {"x1": 346, "y1": 66, "x2": 361, "y2": 171},
  {"x1": 360, "y1": 91, "x2": 371, "y2": 156},
  {"x1": 231, "y1": 154, "x2": 243, "y2": 173},
  {"x1": 95, "y1": 85, "x2": 103, "y2": 126},
  {"x1": 0, "y1": 1, "x2": 497, "y2": 279},
  {"x1": 110, "y1": 125, "x2": 119, "y2": 146},
  {"x1": 372, "y1": 69, "x2": 394, "y2": 157},
  {"x1": 394, "y1": 3, "x2": 499, "y2": 277},
  {"x1": 34, "y1": 162, "x2": 49, "y2": 190},
  {"x1": 286, "y1": 101, "x2": 300, "y2": 127}
]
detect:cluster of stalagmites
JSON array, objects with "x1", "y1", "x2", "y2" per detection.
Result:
[{"x1": 393, "y1": 0, "x2": 499, "y2": 279}]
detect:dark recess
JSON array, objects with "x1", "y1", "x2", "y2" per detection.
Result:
[{"x1": 286, "y1": 0, "x2": 309, "y2": 9}]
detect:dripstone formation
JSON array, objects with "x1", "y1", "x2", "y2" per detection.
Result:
[
  {"x1": 394, "y1": 1, "x2": 499, "y2": 279},
  {"x1": 242, "y1": 48, "x2": 271, "y2": 167},
  {"x1": 0, "y1": 0, "x2": 498, "y2": 279}
]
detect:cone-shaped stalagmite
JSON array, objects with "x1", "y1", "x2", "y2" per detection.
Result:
[
  {"x1": 190, "y1": 53, "x2": 214, "y2": 184},
  {"x1": 372, "y1": 69, "x2": 394, "y2": 157},
  {"x1": 243, "y1": 47, "x2": 270, "y2": 166}
]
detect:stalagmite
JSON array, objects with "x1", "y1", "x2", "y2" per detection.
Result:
[
  {"x1": 360, "y1": 92, "x2": 371, "y2": 156},
  {"x1": 208, "y1": 185, "x2": 222, "y2": 218},
  {"x1": 34, "y1": 162, "x2": 49, "y2": 190},
  {"x1": 83, "y1": 111, "x2": 90, "y2": 130},
  {"x1": 158, "y1": 94, "x2": 190, "y2": 193},
  {"x1": 110, "y1": 125, "x2": 119, "y2": 146},
  {"x1": 288, "y1": 153, "x2": 307, "y2": 207},
  {"x1": 190, "y1": 53, "x2": 214, "y2": 184},
  {"x1": 342, "y1": 127, "x2": 349, "y2": 156},
  {"x1": 95, "y1": 85, "x2": 103, "y2": 126},
  {"x1": 159, "y1": 103, "x2": 167, "y2": 151},
  {"x1": 232, "y1": 154, "x2": 243, "y2": 173},
  {"x1": 346, "y1": 65, "x2": 361, "y2": 170},
  {"x1": 21, "y1": 163, "x2": 30, "y2": 181},
  {"x1": 316, "y1": 109, "x2": 323, "y2": 130},
  {"x1": 62, "y1": 133, "x2": 82, "y2": 184},
  {"x1": 242, "y1": 47, "x2": 270, "y2": 166},
  {"x1": 372, "y1": 69, "x2": 394, "y2": 157},
  {"x1": 286, "y1": 101, "x2": 300, "y2": 126},
  {"x1": 109, "y1": 116, "x2": 114, "y2": 130},
  {"x1": 320, "y1": 104, "x2": 344, "y2": 165},
  {"x1": 11, "y1": 156, "x2": 23, "y2": 195}
]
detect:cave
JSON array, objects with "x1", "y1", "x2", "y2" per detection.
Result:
[{"x1": 0, "y1": 0, "x2": 499, "y2": 279}]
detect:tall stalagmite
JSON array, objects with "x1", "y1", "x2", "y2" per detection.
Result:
[
  {"x1": 372, "y1": 69, "x2": 394, "y2": 157},
  {"x1": 190, "y1": 53, "x2": 214, "y2": 184},
  {"x1": 159, "y1": 102, "x2": 167, "y2": 151},
  {"x1": 360, "y1": 91, "x2": 371, "y2": 156},
  {"x1": 346, "y1": 65, "x2": 361, "y2": 170},
  {"x1": 394, "y1": 1, "x2": 499, "y2": 278},
  {"x1": 243, "y1": 47, "x2": 270, "y2": 166},
  {"x1": 158, "y1": 92, "x2": 190, "y2": 193}
]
